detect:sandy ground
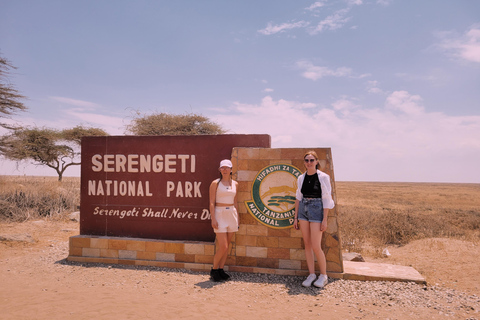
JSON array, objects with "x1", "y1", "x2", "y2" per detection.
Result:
[{"x1": 1, "y1": 220, "x2": 479, "y2": 320}]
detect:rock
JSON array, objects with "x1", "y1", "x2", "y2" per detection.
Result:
[
  {"x1": 343, "y1": 252, "x2": 365, "y2": 262},
  {"x1": 0, "y1": 234, "x2": 35, "y2": 243},
  {"x1": 69, "y1": 211, "x2": 80, "y2": 222}
]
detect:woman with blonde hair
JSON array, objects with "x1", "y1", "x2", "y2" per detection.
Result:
[
  {"x1": 293, "y1": 151, "x2": 335, "y2": 288},
  {"x1": 209, "y1": 159, "x2": 239, "y2": 282}
]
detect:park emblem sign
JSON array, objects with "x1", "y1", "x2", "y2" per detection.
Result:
[
  {"x1": 80, "y1": 134, "x2": 270, "y2": 242},
  {"x1": 245, "y1": 163, "x2": 302, "y2": 228}
]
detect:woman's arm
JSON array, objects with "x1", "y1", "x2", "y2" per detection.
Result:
[
  {"x1": 234, "y1": 180, "x2": 239, "y2": 227},
  {"x1": 295, "y1": 174, "x2": 304, "y2": 201},
  {"x1": 294, "y1": 175, "x2": 303, "y2": 230},
  {"x1": 209, "y1": 180, "x2": 218, "y2": 229},
  {"x1": 319, "y1": 172, "x2": 335, "y2": 209},
  {"x1": 233, "y1": 180, "x2": 239, "y2": 211},
  {"x1": 294, "y1": 199, "x2": 300, "y2": 230}
]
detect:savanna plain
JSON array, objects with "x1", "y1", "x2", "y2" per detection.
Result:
[{"x1": 0, "y1": 176, "x2": 479, "y2": 319}]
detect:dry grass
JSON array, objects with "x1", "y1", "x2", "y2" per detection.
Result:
[
  {"x1": 1, "y1": 176, "x2": 479, "y2": 253},
  {"x1": 336, "y1": 182, "x2": 480, "y2": 256},
  {"x1": 0, "y1": 175, "x2": 80, "y2": 221}
]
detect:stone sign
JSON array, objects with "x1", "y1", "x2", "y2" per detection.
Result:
[{"x1": 80, "y1": 135, "x2": 270, "y2": 242}]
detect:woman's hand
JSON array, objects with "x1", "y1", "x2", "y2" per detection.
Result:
[
  {"x1": 320, "y1": 209, "x2": 329, "y2": 232},
  {"x1": 293, "y1": 218, "x2": 299, "y2": 230},
  {"x1": 320, "y1": 220, "x2": 327, "y2": 232},
  {"x1": 211, "y1": 217, "x2": 218, "y2": 229}
]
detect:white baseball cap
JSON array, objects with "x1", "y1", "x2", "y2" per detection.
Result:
[{"x1": 219, "y1": 159, "x2": 233, "y2": 168}]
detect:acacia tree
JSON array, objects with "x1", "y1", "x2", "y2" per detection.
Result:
[
  {"x1": 125, "y1": 112, "x2": 226, "y2": 135},
  {"x1": 0, "y1": 56, "x2": 27, "y2": 129},
  {"x1": 0, "y1": 125, "x2": 108, "y2": 181}
]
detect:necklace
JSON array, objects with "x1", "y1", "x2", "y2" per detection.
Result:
[
  {"x1": 221, "y1": 180, "x2": 231, "y2": 190},
  {"x1": 306, "y1": 173, "x2": 316, "y2": 184}
]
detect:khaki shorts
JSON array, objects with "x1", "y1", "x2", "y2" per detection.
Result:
[{"x1": 214, "y1": 206, "x2": 239, "y2": 233}]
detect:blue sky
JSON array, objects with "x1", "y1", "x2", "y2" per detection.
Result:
[{"x1": 1, "y1": 0, "x2": 479, "y2": 182}]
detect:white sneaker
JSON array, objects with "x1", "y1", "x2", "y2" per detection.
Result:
[
  {"x1": 302, "y1": 274, "x2": 317, "y2": 287},
  {"x1": 313, "y1": 274, "x2": 328, "y2": 288}
]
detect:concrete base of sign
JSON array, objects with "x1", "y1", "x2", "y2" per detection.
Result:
[
  {"x1": 68, "y1": 235, "x2": 216, "y2": 272},
  {"x1": 67, "y1": 235, "x2": 426, "y2": 284},
  {"x1": 342, "y1": 261, "x2": 426, "y2": 284}
]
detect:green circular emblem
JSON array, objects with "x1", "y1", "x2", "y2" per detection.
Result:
[{"x1": 245, "y1": 163, "x2": 302, "y2": 229}]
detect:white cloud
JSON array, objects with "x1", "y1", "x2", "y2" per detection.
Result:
[
  {"x1": 5, "y1": 109, "x2": 125, "y2": 136},
  {"x1": 296, "y1": 60, "x2": 353, "y2": 80},
  {"x1": 357, "y1": 73, "x2": 371, "y2": 79},
  {"x1": 306, "y1": 1, "x2": 327, "y2": 11},
  {"x1": 366, "y1": 80, "x2": 383, "y2": 94},
  {"x1": 332, "y1": 98, "x2": 360, "y2": 116},
  {"x1": 385, "y1": 90, "x2": 424, "y2": 116},
  {"x1": 258, "y1": 21, "x2": 310, "y2": 35},
  {"x1": 63, "y1": 109, "x2": 125, "y2": 135},
  {"x1": 47, "y1": 96, "x2": 125, "y2": 134},
  {"x1": 394, "y1": 70, "x2": 447, "y2": 87},
  {"x1": 0, "y1": 102, "x2": 126, "y2": 176},
  {"x1": 48, "y1": 96, "x2": 127, "y2": 132},
  {"x1": 437, "y1": 24, "x2": 480, "y2": 63},
  {"x1": 309, "y1": 8, "x2": 351, "y2": 34},
  {"x1": 212, "y1": 94, "x2": 480, "y2": 183},
  {"x1": 376, "y1": 0, "x2": 393, "y2": 6},
  {"x1": 261, "y1": 2, "x2": 362, "y2": 37},
  {"x1": 347, "y1": 0, "x2": 363, "y2": 5},
  {"x1": 263, "y1": 88, "x2": 274, "y2": 93},
  {"x1": 50, "y1": 96, "x2": 99, "y2": 109}
]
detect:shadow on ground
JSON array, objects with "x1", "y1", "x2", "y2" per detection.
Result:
[{"x1": 55, "y1": 258, "x2": 329, "y2": 296}]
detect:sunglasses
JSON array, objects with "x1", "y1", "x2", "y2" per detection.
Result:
[{"x1": 304, "y1": 158, "x2": 316, "y2": 163}]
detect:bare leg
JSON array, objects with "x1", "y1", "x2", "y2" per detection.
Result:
[
  {"x1": 218, "y1": 232, "x2": 234, "y2": 268},
  {"x1": 299, "y1": 220, "x2": 315, "y2": 274},
  {"x1": 310, "y1": 222, "x2": 326, "y2": 275},
  {"x1": 213, "y1": 232, "x2": 230, "y2": 269}
]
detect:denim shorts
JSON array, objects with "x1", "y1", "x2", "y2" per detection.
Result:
[{"x1": 298, "y1": 198, "x2": 324, "y2": 223}]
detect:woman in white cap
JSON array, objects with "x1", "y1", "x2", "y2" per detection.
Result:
[
  {"x1": 209, "y1": 159, "x2": 239, "y2": 282},
  {"x1": 293, "y1": 150, "x2": 335, "y2": 288}
]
